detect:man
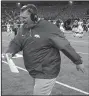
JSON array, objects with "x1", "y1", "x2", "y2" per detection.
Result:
[
  {"x1": 7, "y1": 22, "x2": 12, "y2": 34},
  {"x1": 72, "y1": 19, "x2": 84, "y2": 38},
  {"x1": 6, "y1": 21, "x2": 14, "y2": 41},
  {"x1": 86, "y1": 19, "x2": 89, "y2": 32},
  {"x1": 59, "y1": 22, "x2": 65, "y2": 33},
  {"x1": 72, "y1": 20, "x2": 79, "y2": 37},
  {"x1": 4, "y1": 4, "x2": 85, "y2": 95},
  {"x1": 77, "y1": 19, "x2": 84, "y2": 38},
  {"x1": 7, "y1": 22, "x2": 11, "y2": 33},
  {"x1": 12, "y1": 21, "x2": 19, "y2": 36}
]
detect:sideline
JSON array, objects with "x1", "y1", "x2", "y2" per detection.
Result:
[
  {"x1": 2, "y1": 60, "x2": 89, "y2": 95},
  {"x1": 68, "y1": 39, "x2": 88, "y2": 44},
  {"x1": 77, "y1": 52, "x2": 88, "y2": 55}
]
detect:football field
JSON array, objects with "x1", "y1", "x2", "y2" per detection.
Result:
[{"x1": 2, "y1": 31, "x2": 89, "y2": 95}]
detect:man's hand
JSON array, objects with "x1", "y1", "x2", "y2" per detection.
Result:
[
  {"x1": 6, "y1": 53, "x2": 12, "y2": 59},
  {"x1": 76, "y1": 64, "x2": 85, "y2": 73},
  {"x1": 3, "y1": 53, "x2": 12, "y2": 61}
]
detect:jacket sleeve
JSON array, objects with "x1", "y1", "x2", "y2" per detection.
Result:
[
  {"x1": 6, "y1": 30, "x2": 23, "y2": 57},
  {"x1": 49, "y1": 31, "x2": 82, "y2": 65}
]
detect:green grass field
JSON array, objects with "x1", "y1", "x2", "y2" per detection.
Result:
[{"x1": 2, "y1": 31, "x2": 89, "y2": 95}]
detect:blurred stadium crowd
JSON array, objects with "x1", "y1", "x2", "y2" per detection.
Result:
[{"x1": 1, "y1": 1, "x2": 89, "y2": 38}]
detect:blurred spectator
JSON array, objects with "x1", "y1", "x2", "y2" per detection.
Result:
[
  {"x1": 6, "y1": 22, "x2": 12, "y2": 33},
  {"x1": 2, "y1": 1, "x2": 89, "y2": 34},
  {"x1": 60, "y1": 22, "x2": 65, "y2": 32},
  {"x1": 12, "y1": 21, "x2": 19, "y2": 36},
  {"x1": 56, "y1": 19, "x2": 62, "y2": 28},
  {"x1": 72, "y1": 19, "x2": 84, "y2": 38},
  {"x1": 86, "y1": 19, "x2": 89, "y2": 32},
  {"x1": 64, "y1": 19, "x2": 72, "y2": 30}
]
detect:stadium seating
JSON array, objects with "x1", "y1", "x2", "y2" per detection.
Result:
[{"x1": 1, "y1": 2, "x2": 89, "y2": 27}]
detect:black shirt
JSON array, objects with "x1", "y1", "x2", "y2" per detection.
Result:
[{"x1": 7, "y1": 20, "x2": 82, "y2": 79}]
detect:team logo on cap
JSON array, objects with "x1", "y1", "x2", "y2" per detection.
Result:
[{"x1": 34, "y1": 34, "x2": 40, "y2": 38}]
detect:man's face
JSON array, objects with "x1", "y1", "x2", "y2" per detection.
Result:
[{"x1": 20, "y1": 10, "x2": 33, "y2": 28}]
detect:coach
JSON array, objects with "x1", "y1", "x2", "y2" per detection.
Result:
[{"x1": 5, "y1": 4, "x2": 85, "y2": 95}]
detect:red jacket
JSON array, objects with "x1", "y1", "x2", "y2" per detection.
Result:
[{"x1": 7, "y1": 20, "x2": 82, "y2": 79}]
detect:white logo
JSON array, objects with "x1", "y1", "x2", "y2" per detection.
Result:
[{"x1": 34, "y1": 34, "x2": 40, "y2": 38}]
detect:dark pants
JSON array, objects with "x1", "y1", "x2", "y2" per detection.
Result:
[{"x1": 13, "y1": 28, "x2": 17, "y2": 36}]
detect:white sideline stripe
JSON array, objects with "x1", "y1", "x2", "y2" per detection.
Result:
[
  {"x1": 2, "y1": 60, "x2": 89, "y2": 95},
  {"x1": 2, "y1": 54, "x2": 23, "y2": 58},
  {"x1": 2, "y1": 61, "x2": 27, "y2": 72},
  {"x1": 15, "y1": 52, "x2": 88, "y2": 56},
  {"x1": 77, "y1": 52, "x2": 88, "y2": 55},
  {"x1": 68, "y1": 40, "x2": 88, "y2": 44},
  {"x1": 5, "y1": 54, "x2": 19, "y2": 73},
  {"x1": 15, "y1": 54, "x2": 23, "y2": 58},
  {"x1": 56, "y1": 81, "x2": 89, "y2": 95}
]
